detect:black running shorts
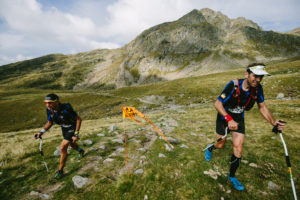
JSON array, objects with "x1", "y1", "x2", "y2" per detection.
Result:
[
  {"x1": 62, "y1": 126, "x2": 75, "y2": 141},
  {"x1": 216, "y1": 116, "x2": 245, "y2": 135}
]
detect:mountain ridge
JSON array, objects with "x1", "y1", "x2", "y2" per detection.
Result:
[{"x1": 1, "y1": 8, "x2": 300, "y2": 90}]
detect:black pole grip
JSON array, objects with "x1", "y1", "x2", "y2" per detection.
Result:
[
  {"x1": 272, "y1": 120, "x2": 286, "y2": 134},
  {"x1": 286, "y1": 156, "x2": 291, "y2": 167},
  {"x1": 272, "y1": 125, "x2": 279, "y2": 134},
  {"x1": 40, "y1": 151, "x2": 44, "y2": 156}
]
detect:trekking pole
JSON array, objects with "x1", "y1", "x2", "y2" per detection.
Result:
[
  {"x1": 272, "y1": 121, "x2": 297, "y2": 200},
  {"x1": 202, "y1": 127, "x2": 228, "y2": 151},
  {"x1": 78, "y1": 138, "x2": 86, "y2": 147},
  {"x1": 34, "y1": 135, "x2": 49, "y2": 173}
]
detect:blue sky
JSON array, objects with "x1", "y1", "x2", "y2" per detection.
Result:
[{"x1": 0, "y1": 0, "x2": 299, "y2": 66}]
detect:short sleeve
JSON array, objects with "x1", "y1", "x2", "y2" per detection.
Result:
[
  {"x1": 217, "y1": 81, "x2": 234, "y2": 104},
  {"x1": 46, "y1": 109, "x2": 53, "y2": 122}
]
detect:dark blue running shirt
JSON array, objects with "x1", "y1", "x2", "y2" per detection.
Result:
[
  {"x1": 217, "y1": 79, "x2": 264, "y2": 120},
  {"x1": 46, "y1": 103, "x2": 78, "y2": 129}
]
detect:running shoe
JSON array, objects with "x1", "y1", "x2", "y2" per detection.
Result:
[
  {"x1": 228, "y1": 174, "x2": 245, "y2": 191},
  {"x1": 205, "y1": 148, "x2": 212, "y2": 161},
  {"x1": 53, "y1": 170, "x2": 64, "y2": 179}
]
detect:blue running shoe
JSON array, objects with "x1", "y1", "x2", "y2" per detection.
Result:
[
  {"x1": 228, "y1": 174, "x2": 245, "y2": 191},
  {"x1": 205, "y1": 148, "x2": 212, "y2": 161}
]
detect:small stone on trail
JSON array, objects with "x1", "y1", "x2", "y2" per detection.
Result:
[
  {"x1": 103, "y1": 158, "x2": 114, "y2": 163},
  {"x1": 203, "y1": 169, "x2": 220, "y2": 180},
  {"x1": 249, "y1": 163, "x2": 258, "y2": 168},
  {"x1": 30, "y1": 191, "x2": 39, "y2": 196},
  {"x1": 95, "y1": 156, "x2": 103, "y2": 160},
  {"x1": 84, "y1": 140, "x2": 93, "y2": 145},
  {"x1": 166, "y1": 137, "x2": 180, "y2": 144},
  {"x1": 134, "y1": 169, "x2": 144, "y2": 174},
  {"x1": 159, "y1": 153, "x2": 166, "y2": 158},
  {"x1": 180, "y1": 144, "x2": 188, "y2": 148},
  {"x1": 39, "y1": 193, "x2": 50, "y2": 199},
  {"x1": 218, "y1": 184, "x2": 225, "y2": 192},
  {"x1": 112, "y1": 139, "x2": 124, "y2": 144},
  {"x1": 268, "y1": 181, "x2": 280, "y2": 190},
  {"x1": 137, "y1": 148, "x2": 146, "y2": 152},
  {"x1": 241, "y1": 160, "x2": 249, "y2": 164},
  {"x1": 276, "y1": 93, "x2": 284, "y2": 99},
  {"x1": 165, "y1": 144, "x2": 172, "y2": 151},
  {"x1": 72, "y1": 175, "x2": 90, "y2": 188}
]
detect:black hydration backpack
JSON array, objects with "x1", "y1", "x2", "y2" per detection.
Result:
[{"x1": 232, "y1": 79, "x2": 258, "y2": 111}]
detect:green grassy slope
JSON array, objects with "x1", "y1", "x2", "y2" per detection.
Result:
[
  {"x1": 0, "y1": 57, "x2": 299, "y2": 199},
  {"x1": 0, "y1": 50, "x2": 109, "y2": 90},
  {"x1": 0, "y1": 57, "x2": 299, "y2": 133}
]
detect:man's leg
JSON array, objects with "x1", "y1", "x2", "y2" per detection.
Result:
[
  {"x1": 214, "y1": 134, "x2": 227, "y2": 149},
  {"x1": 205, "y1": 133, "x2": 226, "y2": 161},
  {"x1": 69, "y1": 140, "x2": 85, "y2": 158},
  {"x1": 59, "y1": 139, "x2": 71, "y2": 171},
  {"x1": 69, "y1": 141, "x2": 79, "y2": 150},
  {"x1": 228, "y1": 132, "x2": 245, "y2": 191},
  {"x1": 205, "y1": 118, "x2": 228, "y2": 162}
]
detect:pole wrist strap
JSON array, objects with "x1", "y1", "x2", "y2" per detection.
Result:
[
  {"x1": 40, "y1": 129, "x2": 46, "y2": 135},
  {"x1": 75, "y1": 131, "x2": 80, "y2": 137}
]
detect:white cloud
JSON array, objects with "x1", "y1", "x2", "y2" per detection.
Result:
[
  {"x1": 100, "y1": 0, "x2": 300, "y2": 43},
  {"x1": 0, "y1": 0, "x2": 119, "y2": 65},
  {"x1": 0, "y1": 0, "x2": 299, "y2": 66},
  {"x1": 103, "y1": 0, "x2": 194, "y2": 42},
  {"x1": 0, "y1": 0, "x2": 98, "y2": 42}
]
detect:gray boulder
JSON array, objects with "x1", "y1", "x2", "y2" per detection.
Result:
[
  {"x1": 84, "y1": 140, "x2": 93, "y2": 145},
  {"x1": 72, "y1": 175, "x2": 90, "y2": 188},
  {"x1": 276, "y1": 93, "x2": 284, "y2": 99},
  {"x1": 268, "y1": 181, "x2": 280, "y2": 190},
  {"x1": 134, "y1": 169, "x2": 144, "y2": 174}
]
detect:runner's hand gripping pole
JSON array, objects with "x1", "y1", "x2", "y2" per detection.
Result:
[
  {"x1": 202, "y1": 127, "x2": 228, "y2": 151},
  {"x1": 272, "y1": 121, "x2": 297, "y2": 200}
]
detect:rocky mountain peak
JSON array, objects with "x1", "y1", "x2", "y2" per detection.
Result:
[
  {"x1": 200, "y1": 8, "x2": 231, "y2": 30},
  {"x1": 2, "y1": 9, "x2": 299, "y2": 90},
  {"x1": 230, "y1": 17, "x2": 261, "y2": 30},
  {"x1": 177, "y1": 9, "x2": 207, "y2": 24}
]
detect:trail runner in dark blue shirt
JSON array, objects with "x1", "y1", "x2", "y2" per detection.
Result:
[
  {"x1": 204, "y1": 63, "x2": 286, "y2": 191},
  {"x1": 34, "y1": 93, "x2": 84, "y2": 179}
]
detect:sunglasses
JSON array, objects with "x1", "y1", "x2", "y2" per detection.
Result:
[{"x1": 44, "y1": 101, "x2": 56, "y2": 105}]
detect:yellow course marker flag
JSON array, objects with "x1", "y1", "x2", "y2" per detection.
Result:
[
  {"x1": 122, "y1": 105, "x2": 174, "y2": 149},
  {"x1": 121, "y1": 106, "x2": 175, "y2": 176}
]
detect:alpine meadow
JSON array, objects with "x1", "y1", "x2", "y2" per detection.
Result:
[{"x1": 0, "y1": 8, "x2": 299, "y2": 200}]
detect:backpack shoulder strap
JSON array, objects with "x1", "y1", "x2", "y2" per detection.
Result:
[{"x1": 232, "y1": 79, "x2": 240, "y2": 97}]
